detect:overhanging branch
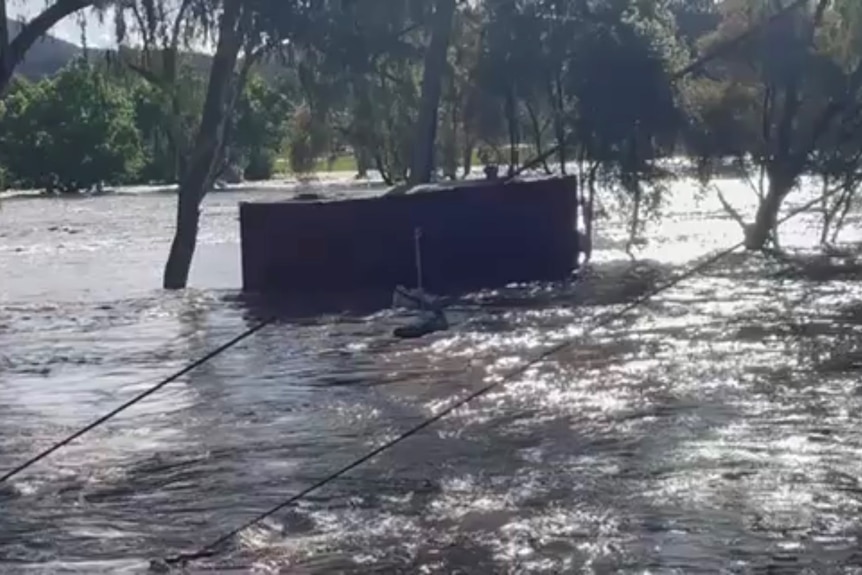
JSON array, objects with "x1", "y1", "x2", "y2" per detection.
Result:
[{"x1": 7, "y1": 0, "x2": 95, "y2": 71}]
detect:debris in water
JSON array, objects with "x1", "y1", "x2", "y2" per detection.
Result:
[
  {"x1": 394, "y1": 310, "x2": 449, "y2": 339},
  {"x1": 148, "y1": 559, "x2": 171, "y2": 573},
  {"x1": 391, "y1": 284, "x2": 449, "y2": 339},
  {"x1": 391, "y1": 285, "x2": 445, "y2": 311}
]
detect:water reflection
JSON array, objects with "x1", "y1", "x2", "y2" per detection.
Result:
[{"x1": 3, "y1": 181, "x2": 862, "y2": 572}]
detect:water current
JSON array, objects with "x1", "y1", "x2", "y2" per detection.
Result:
[{"x1": 3, "y1": 175, "x2": 862, "y2": 574}]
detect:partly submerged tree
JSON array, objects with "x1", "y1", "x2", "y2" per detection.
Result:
[
  {"x1": 685, "y1": 0, "x2": 862, "y2": 251},
  {"x1": 471, "y1": 0, "x2": 686, "y2": 256},
  {"x1": 571, "y1": 0, "x2": 685, "y2": 257},
  {"x1": 163, "y1": 0, "x2": 261, "y2": 288},
  {"x1": 117, "y1": 0, "x2": 313, "y2": 289}
]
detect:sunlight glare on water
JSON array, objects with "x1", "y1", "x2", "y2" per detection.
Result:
[{"x1": 3, "y1": 176, "x2": 862, "y2": 573}]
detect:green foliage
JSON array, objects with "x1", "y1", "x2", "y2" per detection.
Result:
[
  {"x1": 129, "y1": 63, "x2": 207, "y2": 184},
  {"x1": 0, "y1": 61, "x2": 143, "y2": 193},
  {"x1": 2, "y1": 0, "x2": 861, "y2": 231},
  {"x1": 677, "y1": 0, "x2": 862, "y2": 248},
  {"x1": 683, "y1": 0, "x2": 862, "y2": 181},
  {"x1": 232, "y1": 74, "x2": 293, "y2": 181},
  {"x1": 0, "y1": 55, "x2": 292, "y2": 189}
]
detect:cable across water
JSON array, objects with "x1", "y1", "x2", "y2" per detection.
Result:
[
  {"x1": 0, "y1": 317, "x2": 277, "y2": 485},
  {"x1": 161, "y1": 189, "x2": 845, "y2": 568}
]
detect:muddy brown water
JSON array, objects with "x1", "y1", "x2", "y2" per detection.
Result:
[{"x1": 3, "y1": 178, "x2": 862, "y2": 573}]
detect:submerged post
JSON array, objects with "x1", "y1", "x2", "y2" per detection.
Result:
[{"x1": 414, "y1": 227, "x2": 424, "y2": 295}]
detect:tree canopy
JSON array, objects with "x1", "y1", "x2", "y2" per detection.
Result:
[{"x1": 3, "y1": 0, "x2": 862, "y2": 285}]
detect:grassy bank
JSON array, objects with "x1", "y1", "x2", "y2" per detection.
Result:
[{"x1": 275, "y1": 145, "x2": 543, "y2": 178}]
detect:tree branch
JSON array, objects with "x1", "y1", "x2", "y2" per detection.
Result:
[
  {"x1": 7, "y1": 0, "x2": 95, "y2": 71},
  {"x1": 170, "y1": 0, "x2": 194, "y2": 53},
  {"x1": 124, "y1": 57, "x2": 162, "y2": 85},
  {"x1": 672, "y1": 0, "x2": 808, "y2": 81},
  {"x1": 129, "y1": 2, "x2": 153, "y2": 55},
  {"x1": 0, "y1": 1, "x2": 10, "y2": 72},
  {"x1": 801, "y1": 61, "x2": 862, "y2": 161},
  {"x1": 715, "y1": 184, "x2": 748, "y2": 232}
]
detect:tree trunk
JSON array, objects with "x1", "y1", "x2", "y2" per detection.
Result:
[
  {"x1": 350, "y1": 73, "x2": 374, "y2": 179},
  {"x1": 461, "y1": 138, "x2": 474, "y2": 178},
  {"x1": 0, "y1": 64, "x2": 11, "y2": 97},
  {"x1": 831, "y1": 191, "x2": 855, "y2": 245},
  {"x1": 505, "y1": 87, "x2": 519, "y2": 177},
  {"x1": 375, "y1": 153, "x2": 394, "y2": 186},
  {"x1": 819, "y1": 174, "x2": 834, "y2": 246},
  {"x1": 440, "y1": 90, "x2": 458, "y2": 179},
  {"x1": 745, "y1": 173, "x2": 794, "y2": 251},
  {"x1": 583, "y1": 162, "x2": 598, "y2": 264},
  {"x1": 408, "y1": 0, "x2": 457, "y2": 186},
  {"x1": 525, "y1": 101, "x2": 551, "y2": 175},
  {"x1": 553, "y1": 73, "x2": 567, "y2": 174},
  {"x1": 170, "y1": 93, "x2": 185, "y2": 182},
  {"x1": 163, "y1": 190, "x2": 202, "y2": 289},
  {"x1": 354, "y1": 147, "x2": 370, "y2": 178},
  {"x1": 162, "y1": 0, "x2": 244, "y2": 290},
  {"x1": 0, "y1": 2, "x2": 9, "y2": 81}
]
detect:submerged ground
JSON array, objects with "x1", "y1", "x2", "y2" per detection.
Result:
[{"x1": 2, "y1": 175, "x2": 862, "y2": 573}]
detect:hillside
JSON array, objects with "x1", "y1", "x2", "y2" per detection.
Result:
[
  {"x1": 7, "y1": 19, "x2": 93, "y2": 79},
  {"x1": 7, "y1": 19, "x2": 285, "y2": 82}
]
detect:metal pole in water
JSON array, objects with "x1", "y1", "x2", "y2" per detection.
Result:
[{"x1": 414, "y1": 227, "x2": 424, "y2": 295}]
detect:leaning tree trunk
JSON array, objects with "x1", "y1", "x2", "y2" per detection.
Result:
[
  {"x1": 162, "y1": 0, "x2": 244, "y2": 290},
  {"x1": 744, "y1": 171, "x2": 795, "y2": 251},
  {"x1": 819, "y1": 174, "x2": 835, "y2": 246},
  {"x1": 583, "y1": 162, "x2": 598, "y2": 264},
  {"x1": 408, "y1": 0, "x2": 457, "y2": 186}
]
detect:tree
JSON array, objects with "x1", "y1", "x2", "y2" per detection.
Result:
[
  {"x1": 128, "y1": 63, "x2": 207, "y2": 184},
  {"x1": 408, "y1": 0, "x2": 457, "y2": 185},
  {"x1": 685, "y1": 0, "x2": 862, "y2": 251},
  {"x1": 160, "y1": 0, "x2": 251, "y2": 288},
  {"x1": 282, "y1": 0, "x2": 433, "y2": 184},
  {"x1": 669, "y1": 0, "x2": 719, "y2": 53},
  {"x1": 0, "y1": 60, "x2": 142, "y2": 193},
  {"x1": 113, "y1": 0, "x2": 205, "y2": 182},
  {"x1": 0, "y1": 0, "x2": 106, "y2": 95},
  {"x1": 286, "y1": 102, "x2": 327, "y2": 176},
  {"x1": 231, "y1": 73, "x2": 292, "y2": 181},
  {"x1": 117, "y1": 0, "x2": 307, "y2": 288}
]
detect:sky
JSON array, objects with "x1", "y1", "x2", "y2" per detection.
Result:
[{"x1": 8, "y1": 3, "x2": 115, "y2": 48}]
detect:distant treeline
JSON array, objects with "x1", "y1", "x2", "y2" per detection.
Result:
[{"x1": 2, "y1": 0, "x2": 862, "y2": 287}]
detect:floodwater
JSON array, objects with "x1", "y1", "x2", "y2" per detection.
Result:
[{"x1": 3, "y1": 175, "x2": 862, "y2": 574}]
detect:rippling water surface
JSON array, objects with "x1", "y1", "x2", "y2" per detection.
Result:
[{"x1": 4, "y1": 177, "x2": 862, "y2": 574}]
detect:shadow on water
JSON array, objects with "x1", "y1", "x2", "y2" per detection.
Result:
[
  {"x1": 185, "y1": 254, "x2": 862, "y2": 574},
  {"x1": 232, "y1": 257, "x2": 676, "y2": 326},
  {"x1": 7, "y1": 183, "x2": 862, "y2": 572}
]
